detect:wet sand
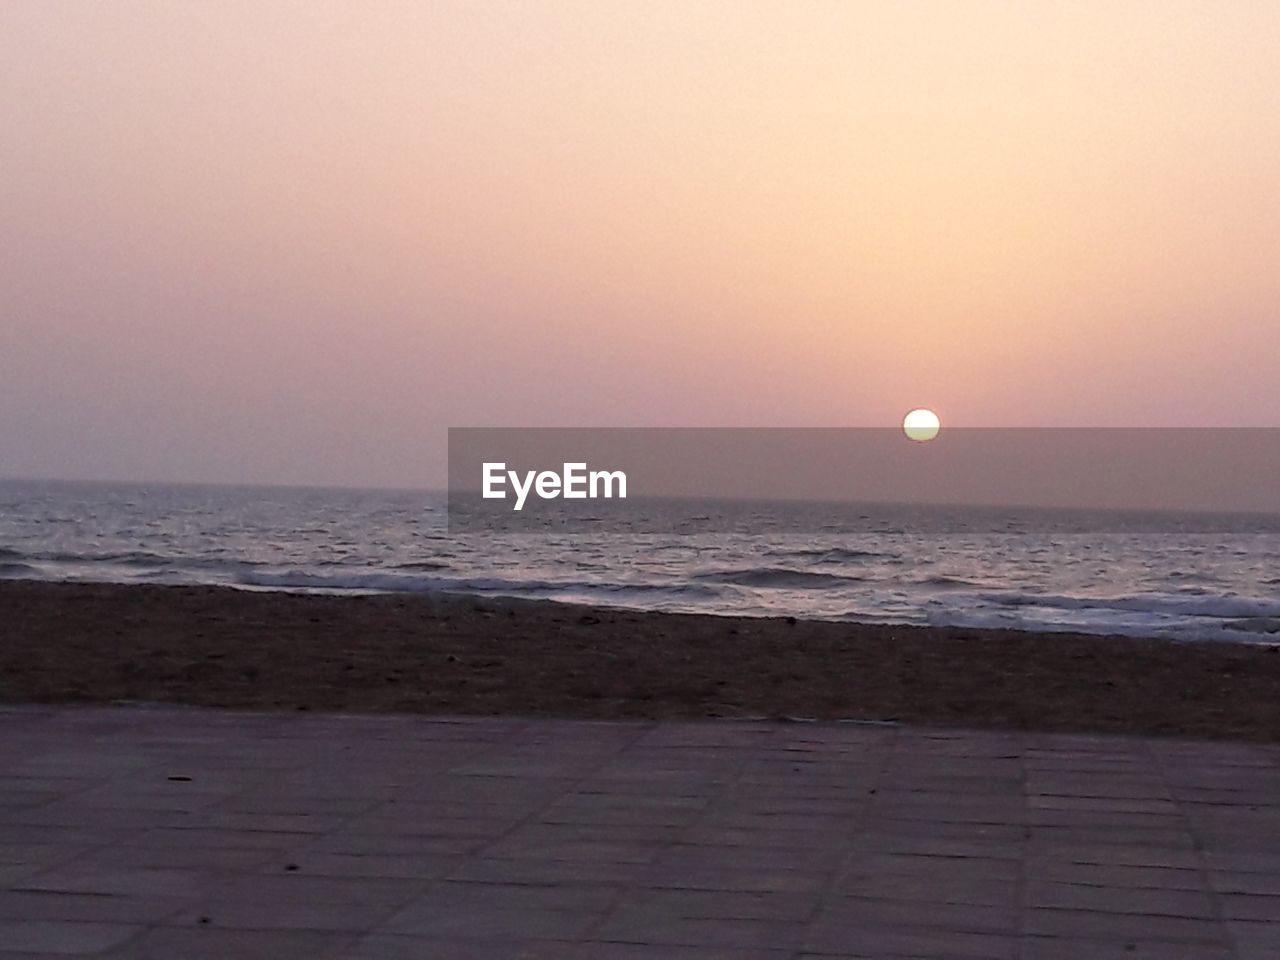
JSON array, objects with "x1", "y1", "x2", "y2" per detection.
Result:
[{"x1": 2, "y1": 580, "x2": 1277, "y2": 740}]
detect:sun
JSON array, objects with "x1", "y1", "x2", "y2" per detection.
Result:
[{"x1": 903, "y1": 408, "x2": 941, "y2": 442}]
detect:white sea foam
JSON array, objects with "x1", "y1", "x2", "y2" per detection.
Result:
[{"x1": 973, "y1": 591, "x2": 1280, "y2": 620}]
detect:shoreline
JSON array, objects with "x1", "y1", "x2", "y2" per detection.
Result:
[{"x1": 2, "y1": 579, "x2": 1278, "y2": 740}]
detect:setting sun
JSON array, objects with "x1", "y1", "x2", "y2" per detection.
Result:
[{"x1": 903, "y1": 408, "x2": 941, "y2": 442}]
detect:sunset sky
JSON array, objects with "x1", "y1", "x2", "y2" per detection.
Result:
[{"x1": 2, "y1": 1, "x2": 1278, "y2": 487}]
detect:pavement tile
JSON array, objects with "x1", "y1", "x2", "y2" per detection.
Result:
[
  {"x1": 679, "y1": 826, "x2": 850, "y2": 850},
  {"x1": 68, "y1": 843, "x2": 279, "y2": 871},
  {"x1": 0, "y1": 842, "x2": 92, "y2": 870},
  {"x1": 477, "y1": 823, "x2": 669, "y2": 864},
  {"x1": 379, "y1": 900, "x2": 600, "y2": 940},
  {"x1": 593, "y1": 912, "x2": 805, "y2": 950},
  {"x1": 1026, "y1": 825, "x2": 1196, "y2": 851},
  {"x1": 421, "y1": 879, "x2": 620, "y2": 913},
  {"x1": 268, "y1": 850, "x2": 461, "y2": 880},
  {"x1": 127, "y1": 826, "x2": 309, "y2": 852},
  {"x1": 1026, "y1": 795, "x2": 1178, "y2": 815},
  {"x1": 1209, "y1": 871, "x2": 1280, "y2": 895},
  {"x1": 698, "y1": 811, "x2": 856, "y2": 832},
  {"x1": 0, "y1": 890, "x2": 192, "y2": 925},
  {"x1": 835, "y1": 872, "x2": 1018, "y2": 906},
  {"x1": 339, "y1": 814, "x2": 517, "y2": 839},
  {"x1": 213, "y1": 794, "x2": 378, "y2": 817},
  {"x1": 534, "y1": 804, "x2": 700, "y2": 828},
  {"x1": 448, "y1": 857, "x2": 642, "y2": 887},
  {"x1": 168, "y1": 897, "x2": 401, "y2": 933},
  {"x1": 15, "y1": 864, "x2": 222, "y2": 898},
  {"x1": 572, "y1": 946, "x2": 790, "y2": 960},
  {"x1": 342, "y1": 934, "x2": 574, "y2": 959},
  {"x1": 1203, "y1": 851, "x2": 1280, "y2": 874},
  {"x1": 862, "y1": 818, "x2": 1027, "y2": 844},
  {"x1": 183, "y1": 811, "x2": 348, "y2": 834},
  {"x1": 308, "y1": 832, "x2": 485, "y2": 857},
  {"x1": 1030, "y1": 844, "x2": 1202, "y2": 870},
  {"x1": 1019, "y1": 935, "x2": 1232, "y2": 959},
  {"x1": 639, "y1": 864, "x2": 828, "y2": 894},
  {"x1": 0, "y1": 824, "x2": 138, "y2": 848},
  {"x1": 1025, "y1": 858, "x2": 1205, "y2": 890},
  {"x1": 3, "y1": 707, "x2": 1279, "y2": 958},
  {"x1": 843, "y1": 851, "x2": 1022, "y2": 880},
  {"x1": 106, "y1": 927, "x2": 354, "y2": 959},
  {"x1": 1023, "y1": 907, "x2": 1227, "y2": 943},
  {"x1": 876, "y1": 802, "x2": 1026, "y2": 826},
  {"x1": 816, "y1": 896, "x2": 1016, "y2": 933},
  {"x1": 1217, "y1": 892, "x2": 1280, "y2": 922},
  {"x1": 848, "y1": 834, "x2": 1024, "y2": 861},
  {"x1": 210, "y1": 873, "x2": 427, "y2": 906},
  {"x1": 803, "y1": 922, "x2": 1015, "y2": 958},
  {"x1": 1024, "y1": 880, "x2": 1216, "y2": 918},
  {"x1": 0, "y1": 919, "x2": 141, "y2": 954},
  {"x1": 656, "y1": 841, "x2": 845, "y2": 872},
  {"x1": 609, "y1": 887, "x2": 816, "y2": 922},
  {"x1": 5, "y1": 806, "x2": 191, "y2": 831},
  {"x1": 1229, "y1": 918, "x2": 1280, "y2": 955}
]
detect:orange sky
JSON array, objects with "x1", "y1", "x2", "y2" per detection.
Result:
[{"x1": 1, "y1": 1, "x2": 1277, "y2": 486}]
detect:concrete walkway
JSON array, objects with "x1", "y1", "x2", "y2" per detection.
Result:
[{"x1": 0, "y1": 705, "x2": 1277, "y2": 959}]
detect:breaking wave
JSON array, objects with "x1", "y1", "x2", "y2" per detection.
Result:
[
  {"x1": 976, "y1": 592, "x2": 1280, "y2": 620},
  {"x1": 692, "y1": 567, "x2": 866, "y2": 589},
  {"x1": 766, "y1": 547, "x2": 888, "y2": 564},
  {"x1": 234, "y1": 568, "x2": 723, "y2": 602},
  {"x1": 0, "y1": 562, "x2": 42, "y2": 578}
]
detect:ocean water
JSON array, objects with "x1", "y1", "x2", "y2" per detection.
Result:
[{"x1": 2, "y1": 479, "x2": 1279, "y2": 643}]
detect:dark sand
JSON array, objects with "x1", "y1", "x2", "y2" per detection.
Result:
[{"x1": 2, "y1": 580, "x2": 1277, "y2": 740}]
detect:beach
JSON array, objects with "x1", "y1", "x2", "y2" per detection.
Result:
[{"x1": 3, "y1": 580, "x2": 1277, "y2": 740}]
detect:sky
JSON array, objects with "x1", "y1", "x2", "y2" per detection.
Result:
[{"x1": 2, "y1": 1, "x2": 1278, "y2": 488}]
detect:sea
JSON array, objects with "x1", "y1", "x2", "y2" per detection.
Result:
[{"x1": 2, "y1": 478, "x2": 1279, "y2": 644}]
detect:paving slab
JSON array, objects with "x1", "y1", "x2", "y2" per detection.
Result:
[{"x1": 0, "y1": 705, "x2": 1276, "y2": 957}]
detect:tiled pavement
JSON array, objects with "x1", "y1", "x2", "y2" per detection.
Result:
[{"x1": 0, "y1": 705, "x2": 1278, "y2": 958}]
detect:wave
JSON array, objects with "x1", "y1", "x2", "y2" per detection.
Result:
[
  {"x1": 23, "y1": 550, "x2": 268, "y2": 571},
  {"x1": 692, "y1": 567, "x2": 865, "y2": 589},
  {"x1": 1164, "y1": 570, "x2": 1221, "y2": 583},
  {"x1": 0, "y1": 562, "x2": 43, "y2": 578},
  {"x1": 234, "y1": 568, "x2": 722, "y2": 600},
  {"x1": 36, "y1": 550, "x2": 174, "y2": 566},
  {"x1": 913, "y1": 575, "x2": 983, "y2": 588},
  {"x1": 975, "y1": 591, "x2": 1280, "y2": 621},
  {"x1": 767, "y1": 547, "x2": 887, "y2": 564},
  {"x1": 1223, "y1": 618, "x2": 1280, "y2": 635}
]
